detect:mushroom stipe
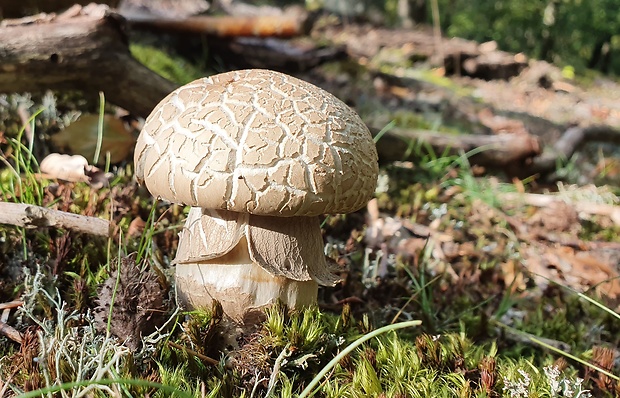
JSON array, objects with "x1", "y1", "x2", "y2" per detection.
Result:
[{"x1": 134, "y1": 69, "x2": 379, "y2": 325}]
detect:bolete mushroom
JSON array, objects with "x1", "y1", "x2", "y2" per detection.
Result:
[{"x1": 134, "y1": 69, "x2": 378, "y2": 324}]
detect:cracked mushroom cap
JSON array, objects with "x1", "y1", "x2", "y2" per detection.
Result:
[{"x1": 134, "y1": 69, "x2": 378, "y2": 217}]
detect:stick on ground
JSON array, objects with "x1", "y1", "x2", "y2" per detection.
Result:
[{"x1": 0, "y1": 202, "x2": 111, "y2": 237}]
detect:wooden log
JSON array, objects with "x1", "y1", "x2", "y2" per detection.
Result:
[
  {"x1": 0, "y1": 4, "x2": 179, "y2": 118},
  {"x1": 529, "y1": 125, "x2": 620, "y2": 174},
  {"x1": 371, "y1": 126, "x2": 541, "y2": 167},
  {"x1": 0, "y1": 201, "x2": 111, "y2": 237},
  {"x1": 126, "y1": 13, "x2": 308, "y2": 38},
  {"x1": 0, "y1": 0, "x2": 120, "y2": 18}
]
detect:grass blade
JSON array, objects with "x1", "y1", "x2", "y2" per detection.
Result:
[{"x1": 298, "y1": 319, "x2": 421, "y2": 398}]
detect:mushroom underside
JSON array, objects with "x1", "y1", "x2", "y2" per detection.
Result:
[{"x1": 174, "y1": 207, "x2": 340, "y2": 321}]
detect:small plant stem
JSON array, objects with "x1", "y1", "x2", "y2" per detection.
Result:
[
  {"x1": 166, "y1": 341, "x2": 219, "y2": 366},
  {"x1": 0, "y1": 320, "x2": 22, "y2": 343},
  {"x1": 530, "y1": 337, "x2": 620, "y2": 382},
  {"x1": 136, "y1": 202, "x2": 160, "y2": 264},
  {"x1": 298, "y1": 319, "x2": 421, "y2": 398},
  {"x1": 495, "y1": 320, "x2": 620, "y2": 382},
  {"x1": 430, "y1": 0, "x2": 443, "y2": 68},
  {"x1": 0, "y1": 300, "x2": 24, "y2": 310},
  {"x1": 26, "y1": 116, "x2": 35, "y2": 167},
  {"x1": 93, "y1": 91, "x2": 105, "y2": 165},
  {"x1": 573, "y1": 291, "x2": 620, "y2": 322},
  {"x1": 266, "y1": 344, "x2": 291, "y2": 396},
  {"x1": 373, "y1": 120, "x2": 396, "y2": 143},
  {"x1": 106, "y1": 230, "x2": 123, "y2": 337}
]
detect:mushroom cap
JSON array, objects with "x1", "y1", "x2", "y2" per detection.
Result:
[{"x1": 134, "y1": 69, "x2": 378, "y2": 217}]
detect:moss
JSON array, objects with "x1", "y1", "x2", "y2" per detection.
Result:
[{"x1": 130, "y1": 44, "x2": 205, "y2": 85}]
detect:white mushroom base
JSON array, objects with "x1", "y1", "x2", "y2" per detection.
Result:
[{"x1": 175, "y1": 237, "x2": 318, "y2": 324}]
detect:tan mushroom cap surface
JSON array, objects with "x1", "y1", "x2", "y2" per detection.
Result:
[{"x1": 134, "y1": 69, "x2": 378, "y2": 217}]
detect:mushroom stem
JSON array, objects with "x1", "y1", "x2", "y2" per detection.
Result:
[
  {"x1": 175, "y1": 235, "x2": 318, "y2": 324},
  {"x1": 173, "y1": 208, "x2": 337, "y2": 324}
]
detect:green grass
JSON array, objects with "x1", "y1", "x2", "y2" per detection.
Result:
[{"x1": 1, "y1": 104, "x2": 618, "y2": 396}]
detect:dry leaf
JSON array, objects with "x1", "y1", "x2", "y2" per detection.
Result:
[
  {"x1": 127, "y1": 216, "x2": 146, "y2": 238},
  {"x1": 523, "y1": 244, "x2": 620, "y2": 298},
  {"x1": 39, "y1": 153, "x2": 111, "y2": 188},
  {"x1": 40, "y1": 153, "x2": 90, "y2": 182},
  {"x1": 51, "y1": 114, "x2": 136, "y2": 164},
  {"x1": 501, "y1": 260, "x2": 527, "y2": 291},
  {"x1": 526, "y1": 201, "x2": 580, "y2": 234}
]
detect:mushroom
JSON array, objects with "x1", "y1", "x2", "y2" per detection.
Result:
[{"x1": 134, "y1": 69, "x2": 378, "y2": 324}]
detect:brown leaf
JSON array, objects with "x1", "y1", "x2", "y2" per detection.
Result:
[
  {"x1": 51, "y1": 114, "x2": 136, "y2": 164},
  {"x1": 523, "y1": 244, "x2": 620, "y2": 298},
  {"x1": 526, "y1": 201, "x2": 580, "y2": 234},
  {"x1": 127, "y1": 216, "x2": 146, "y2": 238},
  {"x1": 501, "y1": 260, "x2": 527, "y2": 291},
  {"x1": 39, "y1": 152, "x2": 111, "y2": 188}
]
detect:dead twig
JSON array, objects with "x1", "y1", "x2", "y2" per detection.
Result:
[
  {"x1": 166, "y1": 341, "x2": 219, "y2": 366},
  {"x1": 0, "y1": 320, "x2": 23, "y2": 344},
  {"x1": 0, "y1": 202, "x2": 111, "y2": 237},
  {"x1": 0, "y1": 300, "x2": 24, "y2": 311},
  {"x1": 530, "y1": 125, "x2": 620, "y2": 174}
]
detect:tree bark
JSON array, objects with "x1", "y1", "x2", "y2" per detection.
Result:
[
  {"x1": 0, "y1": 4, "x2": 179, "y2": 118},
  {"x1": 529, "y1": 125, "x2": 620, "y2": 174},
  {"x1": 371, "y1": 126, "x2": 540, "y2": 167},
  {"x1": 0, "y1": 0, "x2": 119, "y2": 18}
]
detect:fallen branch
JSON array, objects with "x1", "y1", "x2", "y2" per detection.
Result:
[
  {"x1": 529, "y1": 125, "x2": 620, "y2": 174},
  {"x1": 126, "y1": 13, "x2": 307, "y2": 38},
  {"x1": 0, "y1": 0, "x2": 120, "y2": 18},
  {"x1": 0, "y1": 202, "x2": 111, "y2": 237},
  {"x1": 0, "y1": 300, "x2": 24, "y2": 311},
  {"x1": 500, "y1": 192, "x2": 620, "y2": 226},
  {"x1": 0, "y1": 4, "x2": 179, "y2": 118},
  {"x1": 371, "y1": 126, "x2": 540, "y2": 167}
]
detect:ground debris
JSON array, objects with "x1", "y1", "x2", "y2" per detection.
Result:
[
  {"x1": 94, "y1": 255, "x2": 170, "y2": 349},
  {"x1": 0, "y1": 201, "x2": 112, "y2": 237}
]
